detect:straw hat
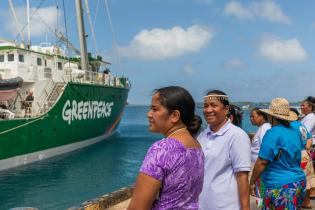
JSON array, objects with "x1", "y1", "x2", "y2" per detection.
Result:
[{"x1": 260, "y1": 97, "x2": 297, "y2": 121}]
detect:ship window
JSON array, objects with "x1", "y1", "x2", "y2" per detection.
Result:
[
  {"x1": 19, "y1": 54, "x2": 24, "y2": 62},
  {"x1": 37, "y1": 58, "x2": 42, "y2": 66},
  {"x1": 8, "y1": 54, "x2": 14, "y2": 62},
  {"x1": 44, "y1": 59, "x2": 47, "y2": 66},
  {"x1": 44, "y1": 68, "x2": 52, "y2": 78},
  {"x1": 57, "y1": 62, "x2": 62, "y2": 70},
  {"x1": 0, "y1": 55, "x2": 4, "y2": 62}
]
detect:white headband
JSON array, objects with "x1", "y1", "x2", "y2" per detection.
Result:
[{"x1": 204, "y1": 94, "x2": 229, "y2": 100}]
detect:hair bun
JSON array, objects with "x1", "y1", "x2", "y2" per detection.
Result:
[
  {"x1": 307, "y1": 96, "x2": 315, "y2": 103},
  {"x1": 187, "y1": 115, "x2": 202, "y2": 136}
]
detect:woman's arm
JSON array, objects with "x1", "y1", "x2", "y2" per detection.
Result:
[
  {"x1": 249, "y1": 157, "x2": 269, "y2": 195},
  {"x1": 235, "y1": 171, "x2": 250, "y2": 210},
  {"x1": 127, "y1": 173, "x2": 162, "y2": 210},
  {"x1": 305, "y1": 138, "x2": 313, "y2": 157}
]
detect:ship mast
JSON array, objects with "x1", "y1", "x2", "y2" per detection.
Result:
[
  {"x1": 75, "y1": 0, "x2": 89, "y2": 71},
  {"x1": 26, "y1": 0, "x2": 31, "y2": 48}
]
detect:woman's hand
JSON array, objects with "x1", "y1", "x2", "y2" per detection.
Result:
[{"x1": 249, "y1": 183, "x2": 255, "y2": 196}]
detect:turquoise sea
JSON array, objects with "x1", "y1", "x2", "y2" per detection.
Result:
[{"x1": 0, "y1": 105, "x2": 256, "y2": 209}]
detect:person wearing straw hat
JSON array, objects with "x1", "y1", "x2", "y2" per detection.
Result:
[{"x1": 250, "y1": 97, "x2": 306, "y2": 210}]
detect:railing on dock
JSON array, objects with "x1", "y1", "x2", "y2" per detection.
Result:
[{"x1": 68, "y1": 187, "x2": 133, "y2": 210}]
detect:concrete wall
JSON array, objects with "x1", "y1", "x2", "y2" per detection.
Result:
[{"x1": 68, "y1": 187, "x2": 133, "y2": 210}]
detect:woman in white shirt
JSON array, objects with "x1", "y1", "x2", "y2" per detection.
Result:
[
  {"x1": 301, "y1": 96, "x2": 315, "y2": 200},
  {"x1": 197, "y1": 90, "x2": 251, "y2": 210},
  {"x1": 250, "y1": 108, "x2": 271, "y2": 164},
  {"x1": 301, "y1": 96, "x2": 315, "y2": 136}
]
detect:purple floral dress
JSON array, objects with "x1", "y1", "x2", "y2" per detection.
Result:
[{"x1": 140, "y1": 137, "x2": 205, "y2": 210}]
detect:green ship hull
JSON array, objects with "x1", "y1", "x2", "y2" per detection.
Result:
[{"x1": 0, "y1": 82, "x2": 129, "y2": 171}]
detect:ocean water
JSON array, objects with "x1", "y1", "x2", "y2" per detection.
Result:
[{"x1": 0, "y1": 105, "x2": 256, "y2": 209}]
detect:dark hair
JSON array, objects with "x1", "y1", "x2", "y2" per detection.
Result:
[
  {"x1": 289, "y1": 107, "x2": 300, "y2": 117},
  {"x1": 205, "y1": 89, "x2": 230, "y2": 106},
  {"x1": 304, "y1": 96, "x2": 315, "y2": 112},
  {"x1": 275, "y1": 118, "x2": 290, "y2": 127},
  {"x1": 251, "y1": 107, "x2": 268, "y2": 121},
  {"x1": 155, "y1": 86, "x2": 201, "y2": 135},
  {"x1": 190, "y1": 115, "x2": 203, "y2": 136},
  {"x1": 229, "y1": 104, "x2": 243, "y2": 127}
]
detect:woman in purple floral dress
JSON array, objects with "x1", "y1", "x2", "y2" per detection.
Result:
[{"x1": 128, "y1": 86, "x2": 204, "y2": 210}]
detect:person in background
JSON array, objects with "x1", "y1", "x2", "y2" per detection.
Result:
[
  {"x1": 25, "y1": 90, "x2": 34, "y2": 117},
  {"x1": 300, "y1": 96, "x2": 315, "y2": 198},
  {"x1": 198, "y1": 90, "x2": 251, "y2": 210},
  {"x1": 128, "y1": 86, "x2": 204, "y2": 210},
  {"x1": 301, "y1": 96, "x2": 315, "y2": 136},
  {"x1": 229, "y1": 104, "x2": 243, "y2": 128},
  {"x1": 190, "y1": 114, "x2": 203, "y2": 138},
  {"x1": 249, "y1": 108, "x2": 271, "y2": 207},
  {"x1": 290, "y1": 107, "x2": 314, "y2": 209},
  {"x1": 250, "y1": 98, "x2": 306, "y2": 210},
  {"x1": 250, "y1": 108, "x2": 271, "y2": 164}
]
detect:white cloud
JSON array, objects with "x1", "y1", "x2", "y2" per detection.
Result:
[
  {"x1": 258, "y1": 36, "x2": 307, "y2": 62},
  {"x1": 222, "y1": 58, "x2": 246, "y2": 69},
  {"x1": 182, "y1": 64, "x2": 198, "y2": 75},
  {"x1": 223, "y1": 1, "x2": 254, "y2": 20},
  {"x1": 2, "y1": 6, "x2": 58, "y2": 37},
  {"x1": 117, "y1": 25, "x2": 215, "y2": 60},
  {"x1": 223, "y1": 1, "x2": 290, "y2": 24}
]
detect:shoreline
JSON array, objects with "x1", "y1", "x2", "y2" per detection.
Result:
[{"x1": 68, "y1": 187, "x2": 133, "y2": 210}]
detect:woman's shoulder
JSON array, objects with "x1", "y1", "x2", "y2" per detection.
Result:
[
  {"x1": 228, "y1": 123, "x2": 249, "y2": 138},
  {"x1": 309, "y1": 113, "x2": 315, "y2": 120},
  {"x1": 265, "y1": 125, "x2": 291, "y2": 138},
  {"x1": 261, "y1": 122, "x2": 271, "y2": 129},
  {"x1": 150, "y1": 138, "x2": 186, "y2": 152},
  {"x1": 303, "y1": 113, "x2": 315, "y2": 121}
]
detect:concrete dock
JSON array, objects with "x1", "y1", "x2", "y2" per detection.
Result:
[
  {"x1": 70, "y1": 186, "x2": 315, "y2": 209},
  {"x1": 106, "y1": 197, "x2": 315, "y2": 209}
]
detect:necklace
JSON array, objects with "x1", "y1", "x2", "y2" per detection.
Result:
[{"x1": 166, "y1": 127, "x2": 187, "y2": 138}]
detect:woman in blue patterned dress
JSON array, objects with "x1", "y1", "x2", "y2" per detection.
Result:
[{"x1": 250, "y1": 98, "x2": 306, "y2": 210}]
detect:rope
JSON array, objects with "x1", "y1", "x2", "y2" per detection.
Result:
[
  {"x1": 8, "y1": 0, "x2": 25, "y2": 43},
  {"x1": 104, "y1": 0, "x2": 117, "y2": 48},
  {"x1": 62, "y1": 0, "x2": 71, "y2": 62},
  {"x1": 84, "y1": 0, "x2": 99, "y2": 55},
  {"x1": 93, "y1": 0, "x2": 101, "y2": 29},
  {"x1": 0, "y1": 115, "x2": 48, "y2": 136},
  {"x1": 16, "y1": 0, "x2": 46, "y2": 41}
]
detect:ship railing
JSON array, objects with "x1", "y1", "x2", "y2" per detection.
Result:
[
  {"x1": 36, "y1": 79, "x2": 66, "y2": 115},
  {"x1": 0, "y1": 108, "x2": 15, "y2": 119},
  {"x1": 7, "y1": 99, "x2": 35, "y2": 118},
  {"x1": 35, "y1": 79, "x2": 55, "y2": 114},
  {"x1": 60, "y1": 70, "x2": 130, "y2": 89}
]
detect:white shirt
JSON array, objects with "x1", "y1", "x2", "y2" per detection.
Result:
[
  {"x1": 197, "y1": 120, "x2": 251, "y2": 210},
  {"x1": 301, "y1": 113, "x2": 315, "y2": 136},
  {"x1": 250, "y1": 122, "x2": 271, "y2": 163}
]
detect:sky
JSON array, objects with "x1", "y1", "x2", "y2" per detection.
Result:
[{"x1": 1, "y1": 0, "x2": 315, "y2": 105}]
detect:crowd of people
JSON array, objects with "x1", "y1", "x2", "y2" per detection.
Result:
[{"x1": 127, "y1": 86, "x2": 315, "y2": 210}]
